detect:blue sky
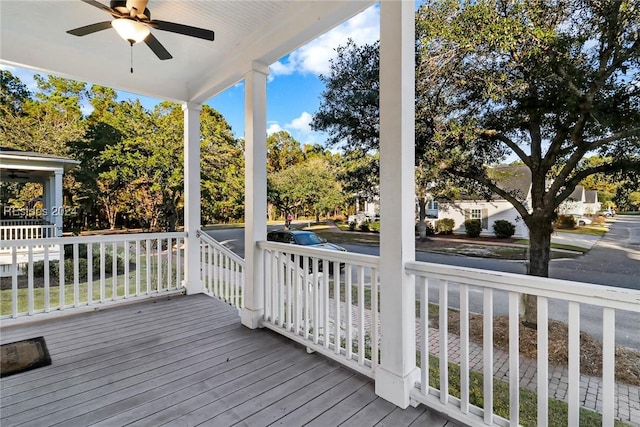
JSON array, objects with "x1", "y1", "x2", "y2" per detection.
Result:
[{"x1": 3, "y1": 5, "x2": 380, "y2": 148}]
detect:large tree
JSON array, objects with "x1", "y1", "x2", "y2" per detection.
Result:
[
  {"x1": 312, "y1": 0, "x2": 640, "y2": 324},
  {"x1": 416, "y1": 0, "x2": 640, "y2": 284},
  {"x1": 312, "y1": 39, "x2": 381, "y2": 203}
]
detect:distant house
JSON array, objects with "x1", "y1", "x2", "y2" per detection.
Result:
[
  {"x1": 584, "y1": 190, "x2": 601, "y2": 215},
  {"x1": 435, "y1": 165, "x2": 532, "y2": 238},
  {"x1": 558, "y1": 185, "x2": 586, "y2": 216}
]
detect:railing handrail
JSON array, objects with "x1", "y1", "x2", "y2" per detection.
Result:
[
  {"x1": 259, "y1": 240, "x2": 380, "y2": 269},
  {"x1": 1, "y1": 232, "x2": 187, "y2": 248},
  {"x1": 405, "y1": 260, "x2": 640, "y2": 312},
  {"x1": 0, "y1": 224, "x2": 56, "y2": 229},
  {"x1": 197, "y1": 230, "x2": 245, "y2": 266},
  {"x1": 0, "y1": 219, "x2": 52, "y2": 225}
]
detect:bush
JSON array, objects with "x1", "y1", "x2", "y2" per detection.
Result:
[
  {"x1": 368, "y1": 220, "x2": 380, "y2": 233},
  {"x1": 464, "y1": 219, "x2": 482, "y2": 238},
  {"x1": 435, "y1": 218, "x2": 455, "y2": 235},
  {"x1": 416, "y1": 221, "x2": 435, "y2": 237},
  {"x1": 348, "y1": 221, "x2": 356, "y2": 231},
  {"x1": 358, "y1": 221, "x2": 370, "y2": 232},
  {"x1": 493, "y1": 220, "x2": 516, "y2": 238},
  {"x1": 555, "y1": 214, "x2": 576, "y2": 229},
  {"x1": 29, "y1": 250, "x2": 123, "y2": 280}
]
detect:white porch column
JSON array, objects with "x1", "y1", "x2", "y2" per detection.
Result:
[
  {"x1": 241, "y1": 62, "x2": 269, "y2": 329},
  {"x1": 183, "y1": 102, "x2": 203, "y2": 295},
  {"x1": 375, "y1": 0, "x2": 418, "y2": 408},
  {"x1": 43, "y1": 176, "x2": 53, "y2": 224},
  {"x1": 52, "y1": 169, "x2": 63, "y2": 236}
]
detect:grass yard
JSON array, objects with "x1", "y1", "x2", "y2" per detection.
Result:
[{"x1": 0, "y1": 255, "x2": 181, "y2": 316}]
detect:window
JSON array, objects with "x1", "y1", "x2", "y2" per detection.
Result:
[{"x1": 465, "y1": 208, "x2": 489, "y2": 229}]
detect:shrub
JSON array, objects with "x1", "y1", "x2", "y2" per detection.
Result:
[
  {"x1": 555, "y1": 214, "x2": 576, "y2": 229},
  {"x1": 368, "y1": 220, "x2": 380, "y2": 233},
  {"x1": 464, "y1": 219, "x2": 482, "y2": 238},
  {"x1": 493, "y1": 220, "x2": 516, "y2": 238},
  {"x1": 348, "y1": 221, "x2": 356, "y2": 231},
  {"x1": 358, "y1": 221, "x2": 370, "y2": 232},
  {"x1": 435, "y1": 218, "x2": 455, "y2": 235},
  {"x1": 29, "y1": 250, "x2": 123, "y2": 279}
]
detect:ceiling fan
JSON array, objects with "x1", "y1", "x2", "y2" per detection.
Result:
[
  {"x1": 67, "y1": 0, "x2": 215, "y2": 61},
  {"x1": 6, "y1": 172, "x2": 29, "y2": 181}
]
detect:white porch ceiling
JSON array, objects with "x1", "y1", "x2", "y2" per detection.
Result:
[{"x1": 1, "y1": 0, "x2": 374, "y2": 103}]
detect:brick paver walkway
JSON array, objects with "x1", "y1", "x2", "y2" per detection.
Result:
[
  {"x1": 426, "y1": 327, "x2": 640, "y2": 426},
  {"x1": 327, "y1": 301, "x2": 639, "y2": 426}
]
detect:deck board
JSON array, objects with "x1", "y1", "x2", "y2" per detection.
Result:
[{"x1": 1, "y1": 294, "x2": 455, "y2": 427}]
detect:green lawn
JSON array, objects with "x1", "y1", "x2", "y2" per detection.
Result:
[
  {"x1": 0, "y1": 256, "x2": 180, "y2": 316},
  {"x1": 555, "y1": 225, "x2": 609, "y2": 237}
]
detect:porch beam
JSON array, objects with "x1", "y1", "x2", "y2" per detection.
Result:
[
  {"x1": 241, "y1": 62, "x2": 269, "y2": 329},
  {"x1": 183, "y1": 102, "x2": 203, "y2": 295},
  {"x1": 375, "y1": 0, "x2": 418, "y2": 408}
]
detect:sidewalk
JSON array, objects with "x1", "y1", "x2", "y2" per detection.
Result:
[{"x1": 551, "y1": 231, "x2": 603, "y2": 250}]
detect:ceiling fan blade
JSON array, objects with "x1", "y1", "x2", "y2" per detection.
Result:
[
  {"x1": 80, "y1": 0, "x2": 115, "y2": 14},
  {"x1": 148, "y1": 20, "x2": 214, "y2": 41},
  {"x1": 67, "y1": 21, "x2": 113, "y2": 36},
  {"x1": 144, "y1": 33, "x2": 173, "y2": 60}
]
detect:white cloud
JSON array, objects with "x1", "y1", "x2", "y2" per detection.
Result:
[
  {"x1": 286, "y1": 112, "x2": 313, "y2": 133},
  {"x1": 270, "y1": 5, "x2": 379, "y2": 77},
  {"x1": 267, "y1": 122, "x2": 283, "y2": 135}
]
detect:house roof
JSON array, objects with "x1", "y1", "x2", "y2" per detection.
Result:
[
  {"x1": 489, "y1": 165, "x2": 532, "y2": 201},
  {"x1": 567, "y1": 185, "x2": 585, "y2": 202},
  {"x1": 1, "y1": 1, "x2": 373, "y2": 103},
  {"x1": 442, "y1": 164, "x2": 532, "y2": 202},
  {"x1": 585, "y1": 190, "x2": 598, "y2": 204},
  {"x1": 0, "y1": 147, "x2": 79, "y2": 182}
]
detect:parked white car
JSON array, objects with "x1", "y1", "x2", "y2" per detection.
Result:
[{"x1": 575, "y1": 216, "x2": 592, "y2": 226}]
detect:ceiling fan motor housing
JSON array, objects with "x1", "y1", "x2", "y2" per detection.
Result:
[{"x1": 111, "y1": 0, "x2": 150, "y2": 20}]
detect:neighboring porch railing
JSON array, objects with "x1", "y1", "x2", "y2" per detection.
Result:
[
  {"x1": 0, "y1": 223, "x2": 57, "y2": 244},
  {"x1": 197, "y1": 230, "x2": 244, "y2": 310},
  {"x1": 406, "y1": 261, "x2": 640, "y2": 427},
  {"x1": 0, "y1": 232, "x2": 185, "y2": 320},
  {"x1": 258, "y1": 241, "x2": 380, "y2": 379}
]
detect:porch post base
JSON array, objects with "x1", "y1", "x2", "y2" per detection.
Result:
[
  {"x1": 241, "y1": 308, "x2": 264, "y2": 329},
  {"x1": 375, "y1": 366, "x2": 420, "y2": 408},
  {"x1": 182, "y1": 280, "x2": 204, "y2": 295}
]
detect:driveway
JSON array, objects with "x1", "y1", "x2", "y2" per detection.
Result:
[{"x1": 550, "y1": 215, "x2": 640, "y2": 290}]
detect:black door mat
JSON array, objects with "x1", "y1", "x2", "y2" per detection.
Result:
[{"x1": 1, "y1": 336, "x2": 52, "y2": 377}]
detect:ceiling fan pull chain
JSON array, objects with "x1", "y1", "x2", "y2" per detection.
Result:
[{"x1": 130, "y1": 40, "x2": 134, "y2": 73}]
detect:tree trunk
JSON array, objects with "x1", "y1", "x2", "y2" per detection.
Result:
[
  {"x1": 417, "y1": 197, "x2": 428, "y2": 239},
  {"x1": 522, "y1": 214, "x2": 554, "y2": 327}
]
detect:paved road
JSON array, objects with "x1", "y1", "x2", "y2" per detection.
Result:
[{"x1": 205, "y1": 216, "x2": 640, "y2": 348}]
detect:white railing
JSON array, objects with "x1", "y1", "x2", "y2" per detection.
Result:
[
  {"x1": 406, "y1": 261, "x2": 640, "y2": 427},
  {"x1": 197, "y1": 230, "x2": 244, "y2": 310},
  {"x1": 0, "y1": 232, "x2": 185, "y2": 320},
  {"x1": 258, "y1": 241, "x2": 380, "y2": 379},
  {"x1": 1, "y1": 224, "x2": 57, "y2": 243},
  {"x1": 0, "y1": 219, "x2": 50, "y2": 226}
]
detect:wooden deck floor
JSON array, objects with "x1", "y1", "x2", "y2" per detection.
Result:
[{"x1": 1, "y1": 294, "x2": 456, "y2": 427}]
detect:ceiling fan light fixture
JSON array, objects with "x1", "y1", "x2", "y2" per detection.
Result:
[{"x1": 111, "y1": 19, "x2": 149, "y2": 44}]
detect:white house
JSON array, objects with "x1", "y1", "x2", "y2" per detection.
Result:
[
  {"x1": 0, "y1": 149, "x2": 79, "y2": 276},
  {"x1": 558, "y1": 185, "x2": 587, "y2": 216},
  {"x1": 436, "y1": 165, "x2": 532, "y2": 238},
  {"x1": 584, "y1": 190, "x2": 601, "y2": 215}
]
